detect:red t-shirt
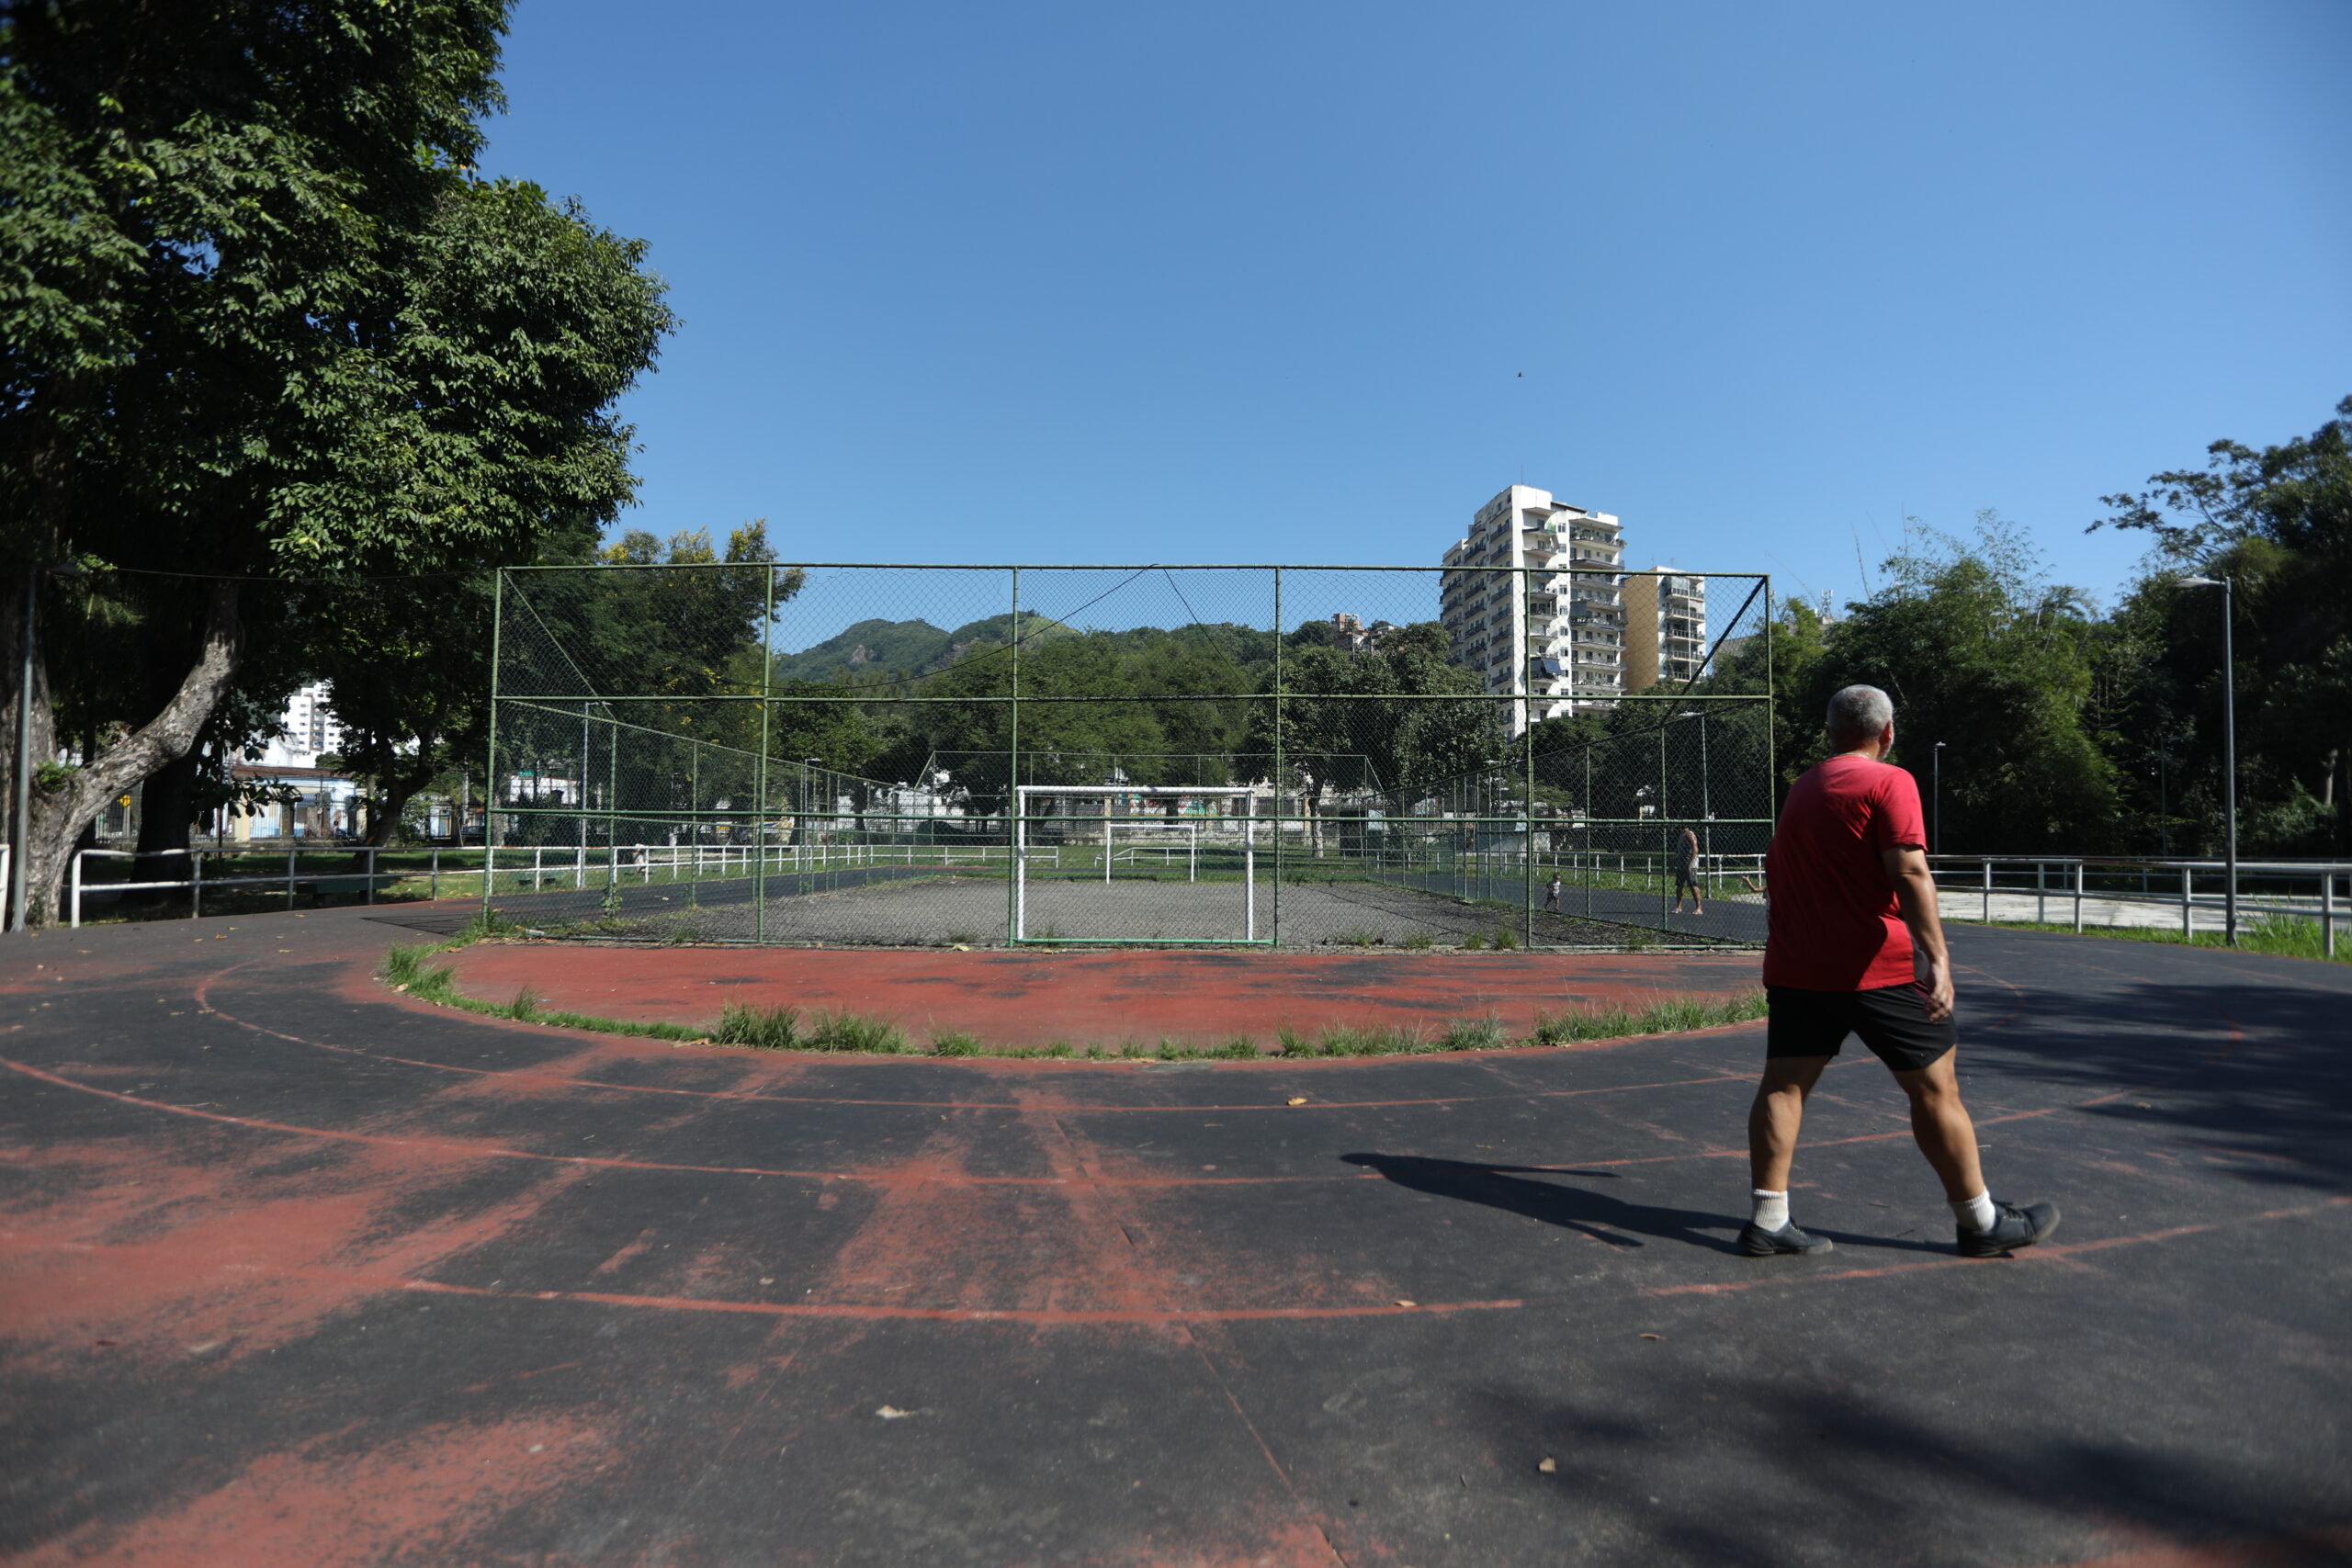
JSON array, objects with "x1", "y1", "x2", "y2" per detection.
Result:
[{"x1": 1761, "y1": 753, "x2": 1927, "y2": 991}]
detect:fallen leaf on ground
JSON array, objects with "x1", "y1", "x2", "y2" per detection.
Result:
[
  {"x1": 1538, "y1": 1457, "x2": 1557, "y2": 1473},
  {"x1": 1640, "y1": 1333, "x2": 1667, "y2": 1341},
  {"x1": 1395, "y1": 1299, "x2": 1417, "y2": 1307},
  {"x1": 876, "y1": 1405, "x2": 918, "y2": 1420},
  {"x1": 1286, "y1": 1097, "x2": 1308, "y2": 1106}
]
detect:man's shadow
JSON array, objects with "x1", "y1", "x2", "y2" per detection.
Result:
[
  {"x1": 1343, "y1": 1154, "x2": 1955, "y2": 1258},
  {"x1": 1342, "y1": 1153, "x2": 1747, "y2": 1254}
]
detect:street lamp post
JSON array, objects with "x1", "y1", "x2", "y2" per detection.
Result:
[
  {"x1": 1932, "y1": 741, "x2": 1948, "y2": 856},
  {"x1": 2177, "y1": 576, "x2": 2237, "y2": 945}
]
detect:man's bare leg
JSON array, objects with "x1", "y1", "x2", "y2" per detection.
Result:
[
  {"x1": 1747, "y1": 1054, "x2": 1830, "y2": 1191},
  {"x1": 1741, "y1": 1055, "x2": 1837, "y2": 1253},
  {"x1": 1893, "y1": 1050, "x2": 1985, "y2": 1202}
]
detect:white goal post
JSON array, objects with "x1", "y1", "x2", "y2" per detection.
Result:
[{"x1": 1013, "y1": 784, "x2": 1258, "y2": 942}]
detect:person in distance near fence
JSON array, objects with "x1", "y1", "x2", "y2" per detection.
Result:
[
  {"x1": 1741, "y1": 683, "x2": 2059, "y2": 1259},
  {"x1": 1670, "y1": 826, "x2": 1704, "y2": 916}
]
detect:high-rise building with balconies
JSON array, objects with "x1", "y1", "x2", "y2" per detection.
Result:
[
  {"x1": 1439, "y1": 485, "x2": 1624, "y2": 731},
  {"x1": 1622, "y1": 570, "x2": 1709, "y2": 692}
]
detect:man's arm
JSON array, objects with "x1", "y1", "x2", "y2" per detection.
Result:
[{"x1": 1882, "y1": 844, "x2": 1952, "y2": 1021}]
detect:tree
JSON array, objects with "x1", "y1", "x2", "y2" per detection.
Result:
[
  {"x1": 0, "y1": 3, "x2": 673, "y2": 917},
  {"x1": 2093, "y1": 396, "x2": 2351, "y2": 852},
  {"x1": 1804, "y1": 514, "x2": 2118, "y2": 852},
  {"x1": 1259, "y1": 623, "x2": 1503, "y2": 850}
]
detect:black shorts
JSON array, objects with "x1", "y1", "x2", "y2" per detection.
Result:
[{"x1": 1766, "y1": 983, "x2": 1956, "y2": 1073}]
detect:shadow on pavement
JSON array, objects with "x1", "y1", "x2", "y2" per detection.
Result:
[{"x1": 1945, "y1": 935, "x2": 2352, "y2": 1193}]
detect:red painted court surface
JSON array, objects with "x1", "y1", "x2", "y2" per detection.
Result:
[
  {"x1": 3, "y1": 905, "x2": 2349, "y2": 1567},
  {"x1": 446, "y1": 942, "x2": 1761, "y2": 1047}
]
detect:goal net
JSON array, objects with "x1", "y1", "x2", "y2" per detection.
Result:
[{"x1": 1013, "y1": 785, "x2": 1261, "y2": 943}]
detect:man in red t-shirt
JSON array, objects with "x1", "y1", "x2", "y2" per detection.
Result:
[{"x1": 1741, "y1": 684, "x2": 2058, "y2": 1259}]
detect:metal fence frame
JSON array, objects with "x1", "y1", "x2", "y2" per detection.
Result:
[
  {"x1": 1928, "y1": 853, "x2": 2349, "y2": 954},
  {"x1": 483, "y1": 560, "x2": 1777, "y2": 950}
]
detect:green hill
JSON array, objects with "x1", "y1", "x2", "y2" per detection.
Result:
[{"x1": 770, "y1": 613, "x2": 1073, "y2": 682}]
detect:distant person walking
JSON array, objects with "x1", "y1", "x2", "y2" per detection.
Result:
[
  {"x1": 1544, "y1": 871, "x2": 1564, "y2": 913},
  {"x1": 1669, "y1": 826, "x2": 1703, "y2": 915},
  {"x1": 1742, "y1": 684, "x2": 2058, "y2": 1259}
]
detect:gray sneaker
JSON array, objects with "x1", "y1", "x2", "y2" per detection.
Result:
[
  {"x1": 1739, "y1": 1221, "x2": 1835, "y2": 1257},
  {"x1": 1959, "y1": 1200, "x2": 2060, "y2": 1258}
]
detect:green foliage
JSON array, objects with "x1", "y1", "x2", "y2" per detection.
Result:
[
  {"x1": 0, "y1": 0, "x2": 674, "y2": 890},
  {"x1": 2092, "y1": 397, "x2": 2351, "y2": 854},
  {"x1": 713, "y1": 1002, "x2": 800, "y2": 1049},
  {"x1": 1804, "y1": 513, "x2": 2119, "y2": 851},
  {"x1": 1262, "y1": 623, "x2": 1505, "y2": 807},
  {"x1": 1532, "y1": 990, "x2": 1770, "y2": 1044}
]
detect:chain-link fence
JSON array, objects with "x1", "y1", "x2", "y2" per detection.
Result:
[{"x1": 484, "y1": 563, "x2": 1773, "y2": 949}]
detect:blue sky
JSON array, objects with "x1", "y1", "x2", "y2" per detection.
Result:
[{"x1": 481, "y1": 1, "x2": 2350, "y2": 617}]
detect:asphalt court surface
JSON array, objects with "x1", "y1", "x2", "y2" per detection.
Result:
[{"x1": 1, "y1": 906, "x2": 2347, "y2": 1566}]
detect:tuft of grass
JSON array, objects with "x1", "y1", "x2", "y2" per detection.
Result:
[
  {"x1": 1440, "y1": 1014, "x2": 1510, "y2": 1051},
  {"x1": 1492, "y1": 928, "x2": 1520, "y2": 951},
  {"x1": 1533, "y1": 989, "x2": 1768, "y2": 1045},
  {"x1": 1459, "y1": 931, "x2": 1486, "y2": 951},
  {"x1": 714, "y1": 1002, "x2": 801, "y2": 1050},
  {"x1": 1402, "y1": 931, "x2": 1434, "y2": 950},
  {"x1": 1285, "y1": 1022, "x2": 1430, "y2": 1057},
  {"x1": 931, "y1": 1031, "x2": 984, "y2": 1056},
  {"x1": 1213, "y1": 1036, "x2": 1260, "y2": 1059},
  {"x1": 801, "y1": 1010, "x2": 910, "y2": 1054}
]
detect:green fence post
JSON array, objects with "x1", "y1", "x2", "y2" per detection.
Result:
[
  {"x1": 1006, "y1": 565, "x2": 1020, "y2": 946},
  {"x1": 1522, "y1": 560, "x2": 1534, "y2": 948},
  {"x1": 1272, "y1": 565, "x2": 1283, "y2": 949},
  {"x1": 481, "y1": 570, "x2": 503, "y2": 922},
  {"x1": 1659, "y1": 723, "x2": 1669, "y2": 932},
  {"x1": 755, "y1": 564, "x2": 775, "y2": 941}
]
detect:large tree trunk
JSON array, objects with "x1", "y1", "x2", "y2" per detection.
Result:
[
  {"x1": 360, "y1": 733, "x2": 443, "y2": 847},
  {"x1": 134, "y1": 750, "x2": 201, "y2": 892},
  {"x1": 6, "y1": 581, "x2": 241, "y2": 926}
]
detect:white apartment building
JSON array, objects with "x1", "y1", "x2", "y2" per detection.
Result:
[
  {"x1": 248, "y1": 681, "x2": 348, "y2": 769},
  {"x1": 1622, "y1": 570, "x2": 1709, "y2": 692},
  {"x1": 1439, "y1": 485, "x2": 1625, "y2": 730}
]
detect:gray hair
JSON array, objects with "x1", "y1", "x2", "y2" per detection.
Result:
[{"x1": 1826, "y1": 684, "x2": 1894, "y2": 747}]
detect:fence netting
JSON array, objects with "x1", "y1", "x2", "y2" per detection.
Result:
[{"x1": 485, "y1": 563, "x2": 1772, "y2": 948}]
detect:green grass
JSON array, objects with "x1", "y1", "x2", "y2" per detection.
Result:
[
  {"x1": 1946, "y1": 909, "x2": 2348, "y2": 964},
  {"x1": 1533, "y1": 989, "x2": 1770, "y2": 1045}
]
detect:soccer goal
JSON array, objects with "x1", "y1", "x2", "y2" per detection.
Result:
[{"x1": 1013, "y1": 784, "x2": 1261, "y2": 943}]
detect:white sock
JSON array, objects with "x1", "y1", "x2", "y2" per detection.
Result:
[
  {"x1": 1951, "y1": 1190, "x2": 1996, "y2": 1233},
  {"x1": 1750, "y1": 1189, "x2": 1790, "y2": 1231}
]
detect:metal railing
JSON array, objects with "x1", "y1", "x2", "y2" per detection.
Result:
[
  {"x1": 66, "y1": 845, "x2": 471, "y2": 927},
  {"x1": 1926, "y1": 854, "x2": 2347, "y2": 955}
]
